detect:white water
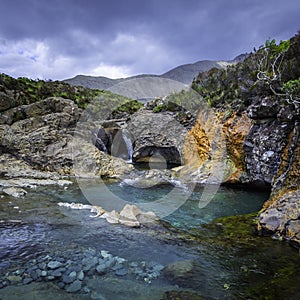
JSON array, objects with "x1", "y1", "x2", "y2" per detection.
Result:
[{"x1": 122, "y1": 130, "x2": 134, "y2": 163}]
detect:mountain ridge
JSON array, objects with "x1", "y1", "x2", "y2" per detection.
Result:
[{"x1": 63, "y1": 57, "x2": 246, "y2": 91}]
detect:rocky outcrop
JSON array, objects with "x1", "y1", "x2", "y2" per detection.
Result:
[
  {"x1": 190, "y1": 33, "x2": 300, "y2": 248},
  {"x1": 126, "y1": 109, "x2": 187, "y2": 165},
  {"x1": 0, "y1": 96, "x2": 133, "y2": 179}
]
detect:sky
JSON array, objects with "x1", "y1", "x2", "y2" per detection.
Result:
[{"x1": 0, "y1": 0, "x2": 299, "y2": 80}]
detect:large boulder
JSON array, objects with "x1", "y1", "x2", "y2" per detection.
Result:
[{"x1": 126, "y1": 109, "x2": 187, "y2": 165}]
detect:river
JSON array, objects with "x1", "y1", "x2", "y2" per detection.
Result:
[{"x1": 0, "y1": 179, "x2": 300, "y2": 299}]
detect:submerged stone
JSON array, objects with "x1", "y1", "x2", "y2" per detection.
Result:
[{"x1": 66, "y1": 279, "x2": 82, "y2": 293}]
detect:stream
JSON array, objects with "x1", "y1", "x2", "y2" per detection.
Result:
[{"x1": 0, "y1": 179, "x2": 300, "y2": 299}]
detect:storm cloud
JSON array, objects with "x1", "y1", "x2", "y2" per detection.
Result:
[{"x1": 0, "y1": 0, "x2": 299, "y2": 80}]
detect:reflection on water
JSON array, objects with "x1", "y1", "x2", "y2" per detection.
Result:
[{"x1": 0, "y1": 180, "x2": 299, "y2": 299}]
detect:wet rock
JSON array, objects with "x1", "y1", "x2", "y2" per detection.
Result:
[
  {"x1": 62, "y1": 274, "x2": 75, "y2": 284},
  {"x1": 82, "y1": 256, "x2": 98, "y2": 272},
  {"x1": 102, "y1": 210, "x2": 119, "y2": 224},
  {"x1": 115, "y1": 268, "x2": 128, "y2": 276},
  {"x1": 162, "y1": 260, "x2": 205, "y2": 287},
  {"x1": 77, "y1": 270, "x2": 84, "y2": 281},
  {"x1": 66, "y1": 279, "x2": 82, "y2": 293},
  {"x1": 51, "y1": 269, "x2": 63, "y2": 277},
  {"x1": 6, "y1": 275, "x2": 22, "y2": 284},
  {"x1": 47, "y1": 261, "x2": 64, "y2": 270},
  {"x1": 100, "y1": 250, "x2": 112, "y2": 260},
  {"x1": 258, "y1": 190, "x2": 300, "y2": 248},
  {"x1": 2, "y1": 187, "x2": 27, "y2": 198},
  {"x1": 57, "y1": 282, "x2": 65, "y2": 289},
  {"x1": 96, "y1": 263, "x2": 108, "y2": 275},
  {"x1": 41, "y1": 271, "x2": 47, "y2": 277},
  {"x1": 38, "y1": 262, "x2": 47, "y2": 270}
]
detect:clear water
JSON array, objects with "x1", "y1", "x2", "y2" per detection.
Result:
[{"x1": 0, "y1": 180, "x2": 300, "y2": 300}]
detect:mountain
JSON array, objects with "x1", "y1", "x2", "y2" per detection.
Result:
[
  {"x1": 63, "y1": 58, "x2": 244, "y2": 100},
  {"x1": 160, "y1": 60, "x2": 232, "y2": 84}
]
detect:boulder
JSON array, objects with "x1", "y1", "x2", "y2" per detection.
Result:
[
  {"x1": 257, "y1": 190, "x2": 300, "y2": 247},
  {"x1": 126, "y1": 109, "x2": 187, "y2": 165},
  {"x1": 162, "y1": 260, "x2": 206, "y2": 288}
]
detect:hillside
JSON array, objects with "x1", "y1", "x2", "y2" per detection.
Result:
[{"x1": 63, "y1": 58, "x2": 242, "y2": 96}]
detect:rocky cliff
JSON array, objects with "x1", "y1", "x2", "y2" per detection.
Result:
[{"x1": 190, "y1": 32, "x2": 300, "y2": 248}]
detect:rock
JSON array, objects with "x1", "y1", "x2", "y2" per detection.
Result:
[
  {"x1": 126, "y1": 109, "x2": 186, "y2": 164},
  {"x1": 77, "y1": 270, "x2": 84, "y2": 281},
  {"x1": 120, "y1": 204, "x2": 142, "y2": 220},
  {"x1": 6, "y1": 275, "x2": 22, "y2": 283},
  {"x1": 96, "y1": 263, "x2": 108, "y2": 275},
  {"x1": 119, "y1": 204, "x2": 141, "y2": 227},
  {"x1": 118, "y1": 204, "x2": 157, "y2": 226},
  {"x1": 244, "y1": 120, "x2": 292, "y2": 184},
  {"x1": 285, "y1": 219, "x2": 300, "y2": 248},
  {"x1": 247, "y1": 96, "x2": 279, "y2": 119},
  {"x1": 47, "y1": 261, "x2": 64, "y2": 269},
  {"x1": 57, "y1": 282, "x2": 65, "y2": 289},
  {"x1": 2, "y1": 187, "x2": 27, "y2": 198},
  {"x1": 115, "y1": 268, "x2": 128, "y2": 276},
  {"x1": 82, "y1": 256, "x2": 98, "y2": 272},
  {"x1": 41, "y1": 271, "x2": 47, "y2": 277},
  {"x1": 257, "y1": 190, "x2": 300, "y2": 248},
  {"x1": 62, "y1": 274, "x2": 75, "y2": 284},
  {"x1": 121, "y1": 169, "x2": 175, "y2": 188},
  {"x1": 51, "y1": 269, "x2": 63, "y2": 277},
  {"x1": 102, "y1": 210, "x2": 120, "y2": 224},
  {"x1": 118, "y1": 218, "x2": 140, "y2": 227},
  {"x1": 66, "y1": 279, "x2": 82, "y2": 293},
  {"x1": 162, "y1": 260, "x2": 205, "y2": 287},
  {"x1": 100, "y1": 250, "x2": 111, "y2": 259}
]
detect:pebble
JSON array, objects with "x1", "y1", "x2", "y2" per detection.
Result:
[
  {"x1": 0, "y1": 246, "x2": 164, "y2": 294},
  {"x1": 69, "y1": 271, "x2": 77, "y2": 280},
  {"x1": 77, "y1": 270, "x2": 84, "y2": 281}
]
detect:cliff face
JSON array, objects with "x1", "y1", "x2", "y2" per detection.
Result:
[{"x1": 191, "y1": 33, "x2": 300, "y2": 248}]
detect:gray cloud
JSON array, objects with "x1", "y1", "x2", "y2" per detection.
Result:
[{"x1": 0, "y1": 0, "x2": 299, "y2": 80}]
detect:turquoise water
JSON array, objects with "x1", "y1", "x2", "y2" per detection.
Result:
[{"x1": 0, "y1": 180, "x2": 300, "y2": 299}]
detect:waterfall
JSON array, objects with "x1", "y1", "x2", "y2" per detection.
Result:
[{"x1": 122, "y1": 130, "x2": 134, "y2": 163}]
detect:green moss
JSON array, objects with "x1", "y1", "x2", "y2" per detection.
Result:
[
  {"x1": 153, "y1": 104, "x2": 164, "y2": 113},
  {"x1": 174, "y1": 212, "x2": 300, "y2": 300}
]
